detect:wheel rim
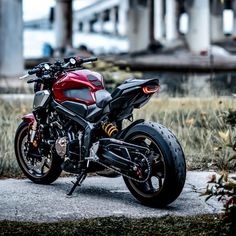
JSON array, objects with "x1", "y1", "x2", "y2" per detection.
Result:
[
  {"x1": 127, "y1": 134, "x2": 166, "y2": 198},
  {"x1": 17, "y1": 125, "x2": 53, "y2": 178}
]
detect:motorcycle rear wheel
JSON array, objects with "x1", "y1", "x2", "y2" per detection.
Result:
[
  {"x1": 14, "y1": 121, "x2": 63, "y2": 184},
  {"x1": 123, "y1": 122, "x2": 186, "y2": 207}
]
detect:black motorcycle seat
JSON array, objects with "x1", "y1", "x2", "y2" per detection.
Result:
[
  {"x1": 95, "y1": 90, "x2": 112, "y2": 108},
  {"x1": 111, "y1": 78, "x2": 159, "y2": 99}
]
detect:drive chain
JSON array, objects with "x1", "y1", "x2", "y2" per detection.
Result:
[{"x1": 94, "y1": 153, "x2": 152, "y2": 183}]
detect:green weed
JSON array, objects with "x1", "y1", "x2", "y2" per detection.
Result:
[
  {"x1": 0, "y1": 99, "x2": 31, "y2": 177},
  {"x1": 1, "y1": 97, "x2": 236, "y2": 177}
]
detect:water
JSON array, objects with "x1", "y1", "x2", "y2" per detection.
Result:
[{"x1": 24, "y1": 29, "x2": 128, "y2": 58}]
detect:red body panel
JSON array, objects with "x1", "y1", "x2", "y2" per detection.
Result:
[
  {"x1": 52, "y1": 69, "x2": 104, "y2": 105},
  {"x1": 22, "y1": 113, "x2": 35, "y2": 125}
]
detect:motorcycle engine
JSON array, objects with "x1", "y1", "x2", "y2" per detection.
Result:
[{"x1": 55, "y1": 137, "x2": 67, "y2": 157}]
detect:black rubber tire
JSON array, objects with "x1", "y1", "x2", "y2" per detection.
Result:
[
  {"x1": 123, "y1": 122, "x2": 186, "y2": 207},
  {"x1": 14, "y1": 121, "x2": 63, "y2": 184}
]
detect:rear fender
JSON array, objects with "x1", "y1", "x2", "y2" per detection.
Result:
[
  {"x1": 22, "y1": 113, "x2": 35, "y2": 125},
  {"x1": 115, "y1": 119, "x2": 144, "y2": 139}
]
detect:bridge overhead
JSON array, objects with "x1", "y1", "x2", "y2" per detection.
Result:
[
  {"x1": 74, "y1": 0, "x2": 127, "y2": 36},
  {"x1": 75, "y1": 0, "x2": 121, "y2": 19},
  {"x1": 73, "y1": 0, "x2": 236, "y2": 53},
  {"x1": 2, "y1": 0, "x2": 236, "y2": 77}
]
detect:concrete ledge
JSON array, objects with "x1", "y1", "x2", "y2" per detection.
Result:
[{"x1": 112, "y1": 54, "x2": 236, "y2": 72}]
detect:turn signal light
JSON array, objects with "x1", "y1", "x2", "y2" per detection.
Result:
[{"x1": 142, "y1": 85, "x2": 160, "y2": 94}]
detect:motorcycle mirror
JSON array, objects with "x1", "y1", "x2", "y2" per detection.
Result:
[
  {"x1": 44, "y1": 64, "x2": 50, "y2": 70},
  {"x1": 19, "y1": 74, "x2": 29, "y2": 80},
  {"x1": 70, "y1": 58, "x2": 76, "y2": 65}
]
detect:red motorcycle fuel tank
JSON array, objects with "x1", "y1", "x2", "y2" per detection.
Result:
[{"x1": 53, "y1": 69, "x2": 105, "y2": 105}]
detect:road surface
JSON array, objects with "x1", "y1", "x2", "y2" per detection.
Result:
[{"x1": 0, "y1": 171, "x2": 222, "y2": 222}]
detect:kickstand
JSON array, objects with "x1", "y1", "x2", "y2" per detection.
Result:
[{"x1": 67, "y1": 170, "x2": 87, "y2": 196}]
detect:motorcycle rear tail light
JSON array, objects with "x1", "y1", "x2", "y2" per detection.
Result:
[{"x1": 142, "y1": 85, "x2": 160, "y2": 94}]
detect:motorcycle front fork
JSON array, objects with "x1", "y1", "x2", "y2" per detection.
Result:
[
  {"x1": 29, "y1": 119, "x2": 89, "y2": 196},
  {"x1": 30, "y1": 120, "x2": 37, "y2": 143}
]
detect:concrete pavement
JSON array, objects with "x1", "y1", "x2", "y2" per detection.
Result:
[{"x1": 0, "y1": 171, "x2": 222, "y2": 222}]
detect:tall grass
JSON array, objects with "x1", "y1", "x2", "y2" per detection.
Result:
[
  {"x1": 1, "y1": 97, "x2": 236, "y2": 177},
  {"x1": 134, "y1": 97, "x2": 236, "y2": 170},
  {"x1": 0, "y1": 98, "x2": 31, "y2": 177}
]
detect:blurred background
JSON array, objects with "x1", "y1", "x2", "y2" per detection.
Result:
[
  {"x1": 1, "y1": 0, "x2": 236, "y2": 96},
  {"x1": 1, "y1": 0, "x2": 236, "y2": 95}
]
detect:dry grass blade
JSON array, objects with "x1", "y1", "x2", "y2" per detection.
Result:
[{"x1": 1, "y1": 97, "x2": 236, "y2": 177}]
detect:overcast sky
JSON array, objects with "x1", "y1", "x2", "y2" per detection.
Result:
[{"x1": 23, "y1": 0, "x2": 97, "y2": 21}]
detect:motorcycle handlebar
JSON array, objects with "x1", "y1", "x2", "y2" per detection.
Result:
[
  {"x1": 64, "y1": 56, "x2": 97, "y2": 65},
  {"x1": 27, "y1": 78, "x2": 42, "y2": 84},
  {"x1": 79, "y1": 57, "x2": 97, "y2": 64},
  {"x1": 26, "y1": 56, "x2": 98, "y2": 79},
  {"x1": 28, "y1": 67, "x2": 41, "y2": 75}
]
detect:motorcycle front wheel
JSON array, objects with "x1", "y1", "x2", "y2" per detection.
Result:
[
  {"x1": 14, "y1": 121, "x2": 63, "y2": 184},
  {"x1": 123, "y1": 122, "x2": 186, "y2": 207}
]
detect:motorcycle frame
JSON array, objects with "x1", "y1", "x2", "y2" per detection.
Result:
[{"x1": 21, "y1": 76, "x2": 160, "y2": 169}]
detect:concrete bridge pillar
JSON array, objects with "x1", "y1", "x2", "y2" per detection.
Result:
[
  {"x1": 55, "y1": 0, "x2": 72, "y2": 52},
  {"x1": 154, "y1": 0, "x2": 164, "y2": 41},
  {"x1": 98, "y1": 12, "x2": 105, "y2": 33},
  {"x1": 118, "y1": 0, "x2": 128, "y2": 36},
  {"x1": 232, "y1": 0, "x2": 236, "y2": 36},
  {"x1": 210, "y1": 0, "x2": 225, "y2": 42},
  {"x1": 186, "y1": 0, "x2": 210, "y2": 53},
  {"x1": 0, "y1": 0, "x2": 23, "y2": 77},
  {"x1": 127, "y1": 0, "x2": 150, "y2": 53},
  {"x1": 83, "y1": 20, "x2": 92, "y2": 33},
  {"x1": 110, "y1": 7, "x2": 118, "y2": 35},
  {"x1": 165, "y1": 0, "x2": 178, "y2": 41}
]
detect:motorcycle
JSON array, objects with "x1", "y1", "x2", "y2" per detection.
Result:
[{"x1": 14, "y1": 56, "x2": 186, "y2": 207}]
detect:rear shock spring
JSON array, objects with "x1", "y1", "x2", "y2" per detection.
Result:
[{"x1": 102, "y1": 122, "x2": 118, "y2": 137}]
